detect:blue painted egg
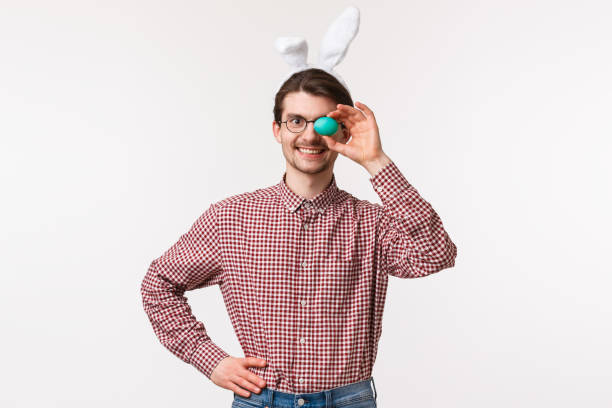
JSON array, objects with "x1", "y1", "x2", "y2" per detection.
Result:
[{"x1": 314, "y1": 116, "x2": 339, "y2": 136}]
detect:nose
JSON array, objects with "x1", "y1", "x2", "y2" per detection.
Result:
[{"x1": 301, "y1": 121, "x2": 322, "y2": 140}]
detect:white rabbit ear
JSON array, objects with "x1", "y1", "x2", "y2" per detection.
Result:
[
  {"x1": 318, "y1": 6, "x2": 360, "y2": 71},
  {"x1": 274, "y1": 36, "x2": 309, "y2": 71}
]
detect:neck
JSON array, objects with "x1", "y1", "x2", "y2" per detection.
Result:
[{"x1": 284, "y1": 166, "x2": 333, "y2": 199}]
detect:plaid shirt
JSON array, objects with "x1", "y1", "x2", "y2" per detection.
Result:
[{"x1": 141, "y1": 160, "x2": 457, "y2": 393}]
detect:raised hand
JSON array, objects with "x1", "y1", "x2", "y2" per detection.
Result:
[
  {"x1": 210, "y1": 356, "x2": 268, "y2": 398},
  {"x1": 322, "y1": 101, "x2": 390, "y2": 173}
]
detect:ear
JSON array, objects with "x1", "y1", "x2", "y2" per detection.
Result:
[
  {"x1": 272, "y1": 120, "x2": 282, "y2": 144},
  {"x1": 341, "y1": 123, "x2": 351, "y2": 142}
]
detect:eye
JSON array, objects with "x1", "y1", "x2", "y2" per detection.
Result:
[{"x1": 290, "y1": 117, "x2": 304, "y2": 125}]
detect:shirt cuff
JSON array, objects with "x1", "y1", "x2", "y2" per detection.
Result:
[
  {"x1": 189, "y1": 340, "x2": 231, "y2": 379},
  {"x1": 368, "y1": 160, "x2": 413, "y2": 206}
]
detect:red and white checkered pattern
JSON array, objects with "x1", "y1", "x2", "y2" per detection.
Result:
[{"x1": 141, "y1": 160, "x2": 457, "y2": 393}]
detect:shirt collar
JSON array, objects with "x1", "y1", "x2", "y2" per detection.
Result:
[{"x1": 277, "y1": 172, "x2": 340, "y2": 213}]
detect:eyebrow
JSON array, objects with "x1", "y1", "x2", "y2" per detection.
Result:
[{"x1": 285, "y1": 112, "x2": 327, "y2": 119}]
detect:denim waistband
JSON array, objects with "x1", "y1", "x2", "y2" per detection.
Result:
[{"x1": 233, "y1": 376, "x2": 377, "y2": 408}]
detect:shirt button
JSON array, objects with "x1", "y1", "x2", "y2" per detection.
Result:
[
  {"x1": 299, "y1": 337, "x2": 305, "y2": 344},
  {"x1": 303, "y1": 224, "x2": 309, "y2": 230},
  {"x1": 298, "y1": 398, "x2": 305, "y2": 405},
  {"x1": 376, "y1": 186, "x2": 383, "y2": 192},
  {"x1": 302, "y1": 261, "x2": 307, "y2": 268},
  {"x1": 298, "y1": 378, "x2": 304, "y2": 384},
  {"x1": 300, "y1": 300, "x2": 306, "y2": 306}
]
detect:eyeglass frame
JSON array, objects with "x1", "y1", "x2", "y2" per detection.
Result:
[{"x1": 276, "y1": 114, "x2": 347, "y2": 134}]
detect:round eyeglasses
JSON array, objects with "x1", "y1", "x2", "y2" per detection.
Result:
[{"x1": 277, "y1": 115, "x2": 346, "y2": 133}]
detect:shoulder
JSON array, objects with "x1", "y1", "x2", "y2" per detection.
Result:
[
  {"x1": 335, "y1": 188, "x2": 382, "y2": 216},
  {"x1": 212, "y1": 184, "x2": 278, "y2": 213}
]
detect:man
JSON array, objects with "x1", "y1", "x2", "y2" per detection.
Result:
[{"x1": 141, "y1": 68, "x2": 457, "y2": 407}]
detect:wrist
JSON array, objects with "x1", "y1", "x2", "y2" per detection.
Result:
[{"x1": 364, "y1": 152, "x2": 392, "y2": 177}]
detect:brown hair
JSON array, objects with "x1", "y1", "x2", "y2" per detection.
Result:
[{"x1": 273, "y1": 68, "x2": 354, "y2": 125}]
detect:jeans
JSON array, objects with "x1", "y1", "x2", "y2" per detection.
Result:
[{"x1": 232, "y1": 377, "x2": 378, "y2": 408}]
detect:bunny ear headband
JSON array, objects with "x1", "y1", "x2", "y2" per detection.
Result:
[{"x1": 273, "y1": 5, "x2": 360, "y2": 94}]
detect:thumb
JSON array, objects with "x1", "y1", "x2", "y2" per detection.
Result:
[
  {"x1": 322, "y1": 135, "x2": 339, "y2": 151},
  {"x1": 322, "y1": 135, "x2": 347, "y2": 155}
]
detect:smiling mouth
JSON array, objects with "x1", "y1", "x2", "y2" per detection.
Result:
[{"x1": 296, "y1": 147, "x2": 326, "y2": 158}]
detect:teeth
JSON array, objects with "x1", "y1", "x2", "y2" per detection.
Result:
[{"x1": 298, "y1": 148, "x2": 323, "y2": 154}]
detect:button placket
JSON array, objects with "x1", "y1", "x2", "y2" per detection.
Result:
[{"x1": 297, "y1": 201, "x2": 314, "y2": 394}]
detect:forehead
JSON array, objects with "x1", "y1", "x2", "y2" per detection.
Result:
[{"x1": 283, "y1": 91, "x2": 337, "y2": 118}]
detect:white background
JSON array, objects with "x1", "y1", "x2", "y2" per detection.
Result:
[{"x1": 1, "y1": 1, "x2": 610, "y2": 407}]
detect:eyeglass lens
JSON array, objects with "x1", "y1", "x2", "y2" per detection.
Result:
[{"x1": 287, "y1": 116, "x2": 307, "y2": 132}]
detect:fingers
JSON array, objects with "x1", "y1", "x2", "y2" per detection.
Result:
[
  {"x1": 327, "y1": 103, "x2": 372, "y2": 131},
  {"x1": 229, "y1": 379, "x2": 255, "y2": 398},
  {"x1": 231, "y1": 373, "x2": 263, "y2": 397},
  {"x1": 229, "y1": 382, "x2": 250, "y2": 398},
  {"x1": 244, "y1": 356, "x2": 267, "y2": 367},
  {"x1": 241, "y1": 357, "x2": 267, "y2": 385},
  {"x1": 232, "y1": 357, "x2": 267, "y2": 397},
  {"x1": 243, "y1": 371, "x2": 267, "y2": 389},
  {"x1": 214, "y1": 356, "x2": 269, "y2": 398},
  {"x1": 327, "y1": 111, "x2": 355, "y2": 129},
  {"x1": 354, "y1": 101, "x2": 375, "y2": 120},
  {"x1": 337, "y1": 103, "x2": 368, "y2": 121},
  {"x1": 328, "y1": 108, "x2": 359, "y2": 125}
]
